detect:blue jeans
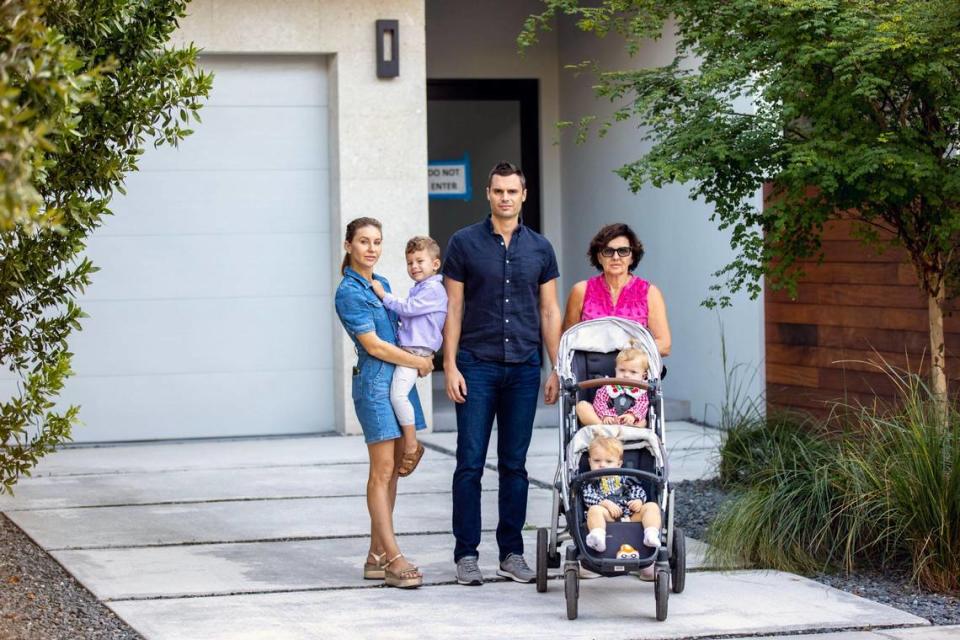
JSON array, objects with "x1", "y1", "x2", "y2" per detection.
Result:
[{"x1": 452, "y1": 350, "x2": 541, "y2": 562}]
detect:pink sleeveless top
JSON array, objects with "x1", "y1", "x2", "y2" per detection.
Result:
[{"x1": 581, "y1": 275, "x2": 650, "y2": 325}]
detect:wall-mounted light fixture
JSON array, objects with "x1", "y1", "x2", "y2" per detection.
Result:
[{"x1": 376, "y1": 20, "x2": 399, "y2": 78}]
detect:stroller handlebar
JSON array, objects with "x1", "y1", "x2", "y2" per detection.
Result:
[
  {"x1": 565, "y1": 377, "x2": 657, "y2": 393},
  {"x1": 568, "y1": 467, "x2": 663, "y2": 489}
]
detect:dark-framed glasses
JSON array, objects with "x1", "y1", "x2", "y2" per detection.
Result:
[{"x1": 600, "y1": 246, "x2": 632, "y2": 258}]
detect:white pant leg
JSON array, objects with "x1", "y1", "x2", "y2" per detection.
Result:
[{"x1": 390, "y1": 364, "x2": 420, "y2": 426}]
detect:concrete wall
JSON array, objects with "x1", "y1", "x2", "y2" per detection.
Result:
[
  {"x1": 425, "y1": 0, "x2": 564, "y2": 259},
  {"x1": 173, "y1": 0, "x2": 431, "y2": 436},
  {"x1": 556, "y1": 21, "x2": 766, "y2": 423}
]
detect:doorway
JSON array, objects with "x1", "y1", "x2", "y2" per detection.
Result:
[{"x1": 427, "y1": 79, "x2": 541, "y2": 254}]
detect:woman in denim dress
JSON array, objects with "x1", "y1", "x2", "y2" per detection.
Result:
[{"x1": 334, "y1": 217, "x2": 433, "y2": 589}]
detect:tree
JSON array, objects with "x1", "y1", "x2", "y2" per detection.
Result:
[
  {"x1": 521, "y1": 0, "x2": 960, "y2": 407},
  {"x1": 0, "y1": 0, "x2": 211, "y2": 493}
]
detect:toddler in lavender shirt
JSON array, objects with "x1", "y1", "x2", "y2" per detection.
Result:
[{"x1": 371, "y1": 236, "x2": 448, "y2": 477}]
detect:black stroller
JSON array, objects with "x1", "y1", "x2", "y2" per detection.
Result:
[{"x1": 535, "y1": 317, "x2": 686, "y2": 620}]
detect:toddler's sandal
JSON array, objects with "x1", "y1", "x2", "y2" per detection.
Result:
[{"x1": 397, "y1": 443, "x2": 425, "y2": 477}]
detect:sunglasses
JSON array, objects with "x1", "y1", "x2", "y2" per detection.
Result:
[{"x1": 600, "y1": 247, "x2": 632, "y2": 258}]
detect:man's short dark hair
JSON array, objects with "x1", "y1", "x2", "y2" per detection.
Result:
[
  {"x1": 587, "y1": 223, "x2": 645, "y2": 272},
  {"x1": 487, "y1": 161, "x2": 526, "y2": 189}
]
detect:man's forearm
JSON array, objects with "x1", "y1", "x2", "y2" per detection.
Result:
[
  {"x1": 540, "y1": 307, "x2": 562, "y2": 367},
  {"x1": 443, "y1": 308, "x2": 463, "y2": 367}
]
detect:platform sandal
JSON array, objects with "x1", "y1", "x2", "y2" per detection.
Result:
[
  {"x1": 384, "y1": 554, "x2": 423, "y2": 588},
  {"x1": 363, "y1": 551, "x2": 387, "y2": 580},
  {"x1": 397, "y1": 443, "x2": 425, "y2": 478}
]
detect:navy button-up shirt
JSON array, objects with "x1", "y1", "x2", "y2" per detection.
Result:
[{"x1": 442, "y1": 216, "x2": 559, "y2": 363}]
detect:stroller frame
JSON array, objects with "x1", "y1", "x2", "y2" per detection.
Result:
[{"x1": 535, "y1": 317, "x2": 686, "y2": 621}]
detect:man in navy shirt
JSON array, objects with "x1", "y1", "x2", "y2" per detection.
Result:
[{"x1": 442, "y1": 161, "x2": 562, "y2": 585}]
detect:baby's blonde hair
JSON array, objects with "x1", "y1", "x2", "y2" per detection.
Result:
[
  {"x1": 616, "y1": 340, "x2": 649, "y2": 372},
  {"x1": 588, "y1": 435, "x2": 624, "y2": 459}
]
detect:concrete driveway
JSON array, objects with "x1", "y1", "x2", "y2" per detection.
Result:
[{"x1": 0, "y1": 422, "x2": 940, "y2": 640}]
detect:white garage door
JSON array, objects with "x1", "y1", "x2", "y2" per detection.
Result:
[{"x1": 63, "y1": 55, "x2": 333, "y2": 442}]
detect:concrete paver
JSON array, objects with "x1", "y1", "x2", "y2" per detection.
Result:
[
  {"x1": 0, "y1": 458, "x2": 491, "y2": 511},
  {"x1": 25, "y1": 434, "x2": 369, "y2": 477},
  {"x1": 6, "y1": 487, "x2": 556, "y2": 550},
  {"x1": 107, "y1": 571, "x2": 926, "y2": 640},
  {"x1": 52, "y1": 532, "x2": 710, "y2": 600}
]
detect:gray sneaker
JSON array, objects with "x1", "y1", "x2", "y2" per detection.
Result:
[
  {"x1": 456, "y1": 556, "x2": 483, "y2": 586},
  {"x1": 496, "y1": 553, "x2": 535, "y2": 583}
]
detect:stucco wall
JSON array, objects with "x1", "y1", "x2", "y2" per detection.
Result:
[
  {"x1": 173, "y1": 0, "x2": 430, "y2": 436},
  {"x1": 556, "y1": 21, "x2": 766, "y2": 423}
]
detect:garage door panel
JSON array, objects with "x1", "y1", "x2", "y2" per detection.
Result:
[
  {"x1": 60, "y1": 369, "x2": 333, "y2": 441},
  {"x1": 65, "y1": 55, "x2": 332, "y2": 441},
  {"x1": 139, "y1": 106, "x2": 328, "y2": 172},
  {"x1": 201, "y1": 55, "x2": 328, "y2": 107},
  {"x1": 104, "y1": 170, "x2": 329, "y2": 236},
  {"x1": 84, "y1": 233, "x2": 331, "y2": 300},
  {"x1": 72, "y1": 296, "x2": 333, "y2": 376}
]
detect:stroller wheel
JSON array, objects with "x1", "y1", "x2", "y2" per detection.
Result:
[
  {"x1": 655, "y1": 570, "x2": 669, "y2": 621},
  {"x1": 671, "y1": 527, "x2": 686, "y2": 594},
  {"x1": 564, "y1": 567, "x2": 579, "y2": 620},
  {"x1": 536, "y1": 528, "x2": 549, "y2": 593}
]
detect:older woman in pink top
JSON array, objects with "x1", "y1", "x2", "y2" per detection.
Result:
[{"x1": 562, "y1": 223, "x2": 672, "y2": 356}]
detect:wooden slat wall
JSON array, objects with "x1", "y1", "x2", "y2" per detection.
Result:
[{"x1": 765, "y1": 219, "x2": 960, "y2": 415}]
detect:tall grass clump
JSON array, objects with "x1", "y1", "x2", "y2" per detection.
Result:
[{"x1": 708, "y1": 366, "x2": 959, "y2": 593}]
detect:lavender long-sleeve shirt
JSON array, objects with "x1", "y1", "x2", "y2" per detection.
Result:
[{"x1": 382, "y1": 274, "x2": 448, "y2": 352}]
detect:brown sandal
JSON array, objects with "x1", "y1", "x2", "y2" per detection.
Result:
[
  {"x1": 384, "y1": 553, "x2": 422, "y2": 588},
  {"x1": 363, "y1": 551, "x2": 387, "y2": 580},
  {"x1": 397, "y1": 443, "x2": 425, "y2": 478}
]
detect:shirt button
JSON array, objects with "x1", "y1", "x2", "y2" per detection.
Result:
[
  {"x1": 505, "y1": 338, "x2": 509, "y2": 342},
  {"x1": 505, "y1": 319, "x2": 510, "y2": 323},
  {"x1": 506, "y1": 279, "x2": 510, "y2": 283},
  {"x1": 505, "y1": 299, "x2": 509, "y2": 303},
  {"x1": 506, "y1": 259, "x2": 510, "y2": 264}
]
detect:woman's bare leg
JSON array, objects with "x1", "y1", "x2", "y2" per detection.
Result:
[{"x1": 366, "y1": 438, "x2": 419, "y2": 575}]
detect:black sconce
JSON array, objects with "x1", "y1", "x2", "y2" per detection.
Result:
[{"x1": 376, "y1": 20, "x2": 399, "y2": 78}]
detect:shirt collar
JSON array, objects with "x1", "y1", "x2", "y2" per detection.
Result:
[
  {"x1": 344, "y1": 266, "x2": 374, "y2": 289},
  {"x1": 413, "y1": 274, "x2": 443, "y2": 289},
  {"x1": 484, "y1": 215, "x2": 525, "y2": 235}
]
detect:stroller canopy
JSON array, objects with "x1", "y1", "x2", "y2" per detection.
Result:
[{"x1": 556, "y1": 317, "x2": 663, "y2": 382}]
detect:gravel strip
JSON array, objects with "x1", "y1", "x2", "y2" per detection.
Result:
[
  {"x1": 672, "y1": 478, "x2": 960, "y2": 626},
  {"x1": 0, "y1": 514, "x2": 142, "y2": 640}
]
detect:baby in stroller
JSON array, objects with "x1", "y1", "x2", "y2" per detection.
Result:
[
  {"x1": 575, "y1": 344, "x2": 649, "y2": 427},
  {"x1": 582, "y1": 434, "x2": 663, "y2": 578}
]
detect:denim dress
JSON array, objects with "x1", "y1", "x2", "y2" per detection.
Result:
[{"x1": 334, "y1": 266, "x2": 426, "y2": 443}]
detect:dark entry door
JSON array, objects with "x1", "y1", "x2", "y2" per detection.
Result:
[{"x1": 427, "y1": 79, "x2": 541, "y2": 256}]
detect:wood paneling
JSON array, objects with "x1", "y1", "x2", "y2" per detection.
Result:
[{"x1": 765, "y1": 219, "x2": 959, "y2": 413}]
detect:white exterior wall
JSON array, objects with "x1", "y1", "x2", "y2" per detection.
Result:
[
  {"x1": 425, "y1": 0, "x2": 564, "y2": 258},
  {"x1": 172, "y1": 0, "x2": 431, "y2": 436},
  {"x1": 556, "y1": 22, "x2": 765, "y2": 423}
]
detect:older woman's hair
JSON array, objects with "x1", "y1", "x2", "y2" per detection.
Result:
[
  {"x1": 587, "y1": 223, "x2": 644, "y2": 272},
  {"x1": 341, "y1": 217, "x2": 382, "y2": 275}
]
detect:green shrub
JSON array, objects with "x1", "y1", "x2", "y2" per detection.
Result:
[
  {"x1": 1, "y1": 0, "x2": 212, "y2": 494},
  {"x1": 708, "y1": 370, "x2": 960, "y2": 593}
]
